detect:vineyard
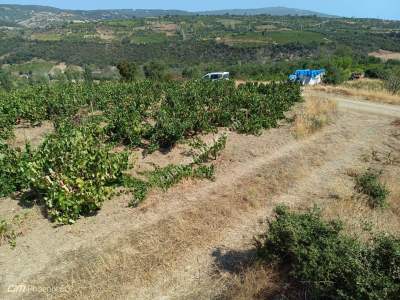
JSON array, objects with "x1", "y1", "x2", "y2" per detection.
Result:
[{"x1": 0, "y1": 80, "x2": 301, "y2": 224}]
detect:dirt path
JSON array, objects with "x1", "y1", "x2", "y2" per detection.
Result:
[
  {"x1": 310, "y1": 91, "x2": 400, "y2": 117},
  {"x1": 1, "y1": 96, "x2": 399, "y2": 300}
]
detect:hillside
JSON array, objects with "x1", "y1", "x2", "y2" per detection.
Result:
[
  {"x1": 0, "y1": 4, "x2": 333, "y2": 27},
  {"x1": 199, "y1": 6, "x2": 333, "y2": 17}
]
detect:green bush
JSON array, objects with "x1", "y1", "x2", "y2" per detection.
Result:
[
  {"x1": 182, "y1": 66, "x2": 202, "y2": 79},
  {"x1": 384, "y1": 71, "x2": 400, "y2": 95},
  {"x1": 0, "y1": 69, "x2": 13, "y2": 91},
  {"x1": 324, "y1": 66, "x2": 348, "y2": 85},
  {"x1": 365, "y1": 67, "x2": 388, "y2": 79},
  {"x1": 27, "y1": 125, "x2": 129, "y2": 224},
  {"x1": 193, "y1": 134, "x2": 227, "y2": 164},
  {"x1": 256, "y1": 206, "x2": 400, "y2": 300},
  {"x1": 356, "y1": 170, "x2": 390, "y2": 208},
  {"x1": 117, "y1": 61, "x2": 139, "y2": 81},
  {"x1": 143, "y1": 61, "x2": 167, "y2": 81},
  {"x1": 0, "y1": 142, "x2": 33, "y2": 197},
  {"x1": 148, "y1": 164, "x2": 214, "y2": 191}
]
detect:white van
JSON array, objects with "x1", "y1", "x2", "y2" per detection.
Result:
[{"x1": 202, "y1": 72, "x2": 230, "y2": 81}]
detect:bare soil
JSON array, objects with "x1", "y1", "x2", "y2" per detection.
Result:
[
  {"x1": 7, "y1": 121, "x2": 54, "y2": 149},
  {"x1": 369, "y1": 49, "x2": 400, "y2": 61},
  {"x1": 0, "y1": 94, "x2": 399, "y2": 299}
]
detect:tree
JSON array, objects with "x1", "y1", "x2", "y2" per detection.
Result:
[
  {"x1": 117, "y1": 61, "x2": 138, "y2": 81},
  {"x1": 364, "y1": 67, "x2": 387, "y2": 79},
  {"x1": 143, "y1": 61, "x2": 167, "y2": 81},
  {"x1": 182, "y1": 66, "x2": 201, "y2": 79},
  {"x1": 324, "y1": 66, "x2": 347, "y2": 85}
]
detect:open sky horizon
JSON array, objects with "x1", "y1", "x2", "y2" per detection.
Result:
[{"x1": 0, "y1": 0, "x2": 399, "y2": 20}]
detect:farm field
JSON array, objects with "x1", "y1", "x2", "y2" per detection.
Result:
[
  {"x1": 0, "y1": 3, "x2": 400, "y2": 299},
  {"x1": 1, "y1": 83, "x2": 400, "y2": 299}
]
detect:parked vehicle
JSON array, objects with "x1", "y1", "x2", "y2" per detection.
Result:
[
  {"x1": 289, "y1": 69, "x2": 326, "y2": 85},
  {"x1": 350, "y1": 72, "x2": 364, "y2": 80},
  {"x1": 203, "y1": 72, "x2": 230, "y2": 81}
]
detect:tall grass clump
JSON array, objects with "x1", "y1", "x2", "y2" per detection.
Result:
[
  {"x1": 293, "y1": 96, "x2": 337, "y2": 137},
  {"x1": 356, "y1": 169, "x2": 390, "y2": 208}
]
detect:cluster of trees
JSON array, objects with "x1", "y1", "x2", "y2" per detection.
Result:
[
  {"x1": 1, "y1": 39, "x2": 324, "y2": 70},
  {"x1": 117, "y1": 61, "x2": 168, "y2": 81}
]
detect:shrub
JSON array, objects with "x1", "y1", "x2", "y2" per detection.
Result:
[
  {"x1": 384, "y1": 71, "x2": 400, "y2": 95},
  {"x1": 120, "y1": 175, "x2": 150, "y2": 208},
  {"x1": 143, "y1": 61, "x2": 167, "y2": 81},
  {"x1": 193, "y1": 134, "x2": 227, "y2": 164},
  {"x1": 324, "y1": 66, "x2": 348, "y2": 85},
  {"x1": 182, "y1": 66, "x2": 202, "y2": 79},
  {"x1": 106, "y1": 104, "x2": 151, "y2": 147},
  {"x1": 27, "y1": 126, "x2": 129, "y2": 224},
  {"x1": 365, "y1": 67, "x2": 388, "y2": 79},
  {"x1": 148, "y1": 164, "x2": 214, "y2": 191},
  {"x1": 356, "y1": 170, "x2": 389, "y2": 208},
  {"x1": 0, "y1": 142, "x2": 33, "y2": 197},
  {"x1": 0, "y1": 69, "x2": 13, "y2": 91},
  {"x1": 256, "y1": 206, "x2": 400, "y2": 299},
  {"x1": 117, "y1": 61, "x2": 139, "y2": 82}
]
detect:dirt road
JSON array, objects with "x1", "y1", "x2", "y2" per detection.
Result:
[
  {"x1": 316, "y1": 92, "x2": 400, "y2": 118},
  {"x1": 1, "y1": 93, "x2": 399, "y2": 300}
]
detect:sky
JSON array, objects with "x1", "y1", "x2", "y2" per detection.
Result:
[{"x1": 1, "y1": 0, "x2": 399, "y2": 20}]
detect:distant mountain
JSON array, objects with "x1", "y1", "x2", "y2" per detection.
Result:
[
  {"x1": 0, "y1": 4, "x2": 335, "y2": 27},
  {"x1": 198, "y1": 7, "x2": 334, "y2": 17}
]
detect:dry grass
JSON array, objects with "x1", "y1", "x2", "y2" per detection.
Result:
[
  {"x1": 321, "y1": 171, "x2": 400, "y2": 241},
  {"x1": 308, "y1": 79, "x2": 400, "y2": 105},
  {"x1": 322, "y1": 130, "x2": 400, "y2": 239},
  {"x1": 0, "y1": 212, "x2": 31, "y2": 247},
  {"x1": 224, "y1": 121, "x2": 400, "y2": 299},
  {"x1": 293, "y1": 96, "x2": 337, "y2": 137},
  {"x1": 220, "y1": 265, "x2": 282, "y2": 300}
]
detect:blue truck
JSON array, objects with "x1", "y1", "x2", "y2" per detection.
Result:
[{"x1": 289, "y1": 69, "x2": 326, "y2": 85}]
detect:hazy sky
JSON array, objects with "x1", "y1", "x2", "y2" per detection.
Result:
[{"x1": 1, "y1": 0, "x2": 399, "y2": 20}]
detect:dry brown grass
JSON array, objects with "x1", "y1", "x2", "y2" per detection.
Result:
[
  {"x1": 308, "y1": 80, "x2": 400, "y2": 105},
  {"x1": 293, "y1": 96, "x2": 337, "y2": 137},
  {"x1": 224, "y1": 121, "x2": 400, "y2": 299},
  {"x1": 321, "y1": 130, "x2": 400, "y2": 239},
  {"x1": 220, "y1": 265, "x2": 281, "y2": 300},
  {"x1": 0, "y1": 212, "x2": 31, "y2": 247}
]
